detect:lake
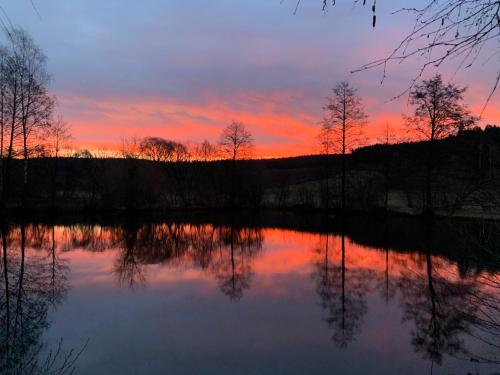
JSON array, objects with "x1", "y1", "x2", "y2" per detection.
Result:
[{"x1": 1, "y1": 213, "x2": 500, "y2": 374}]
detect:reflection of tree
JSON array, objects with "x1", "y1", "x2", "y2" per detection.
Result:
[
  {"x1": 0, "y1": 222, "x2": 78, "y2": 374},
  {"x1": 211, "y1": 226, "x2": 263, "y2": 301},
  {"x1": 463, "y1": 273, "x2": 500, "y2": 364},
  {"x1": 114, "y1": 223, "x2": 146, "y2": 288},
  {"x1": 109, "y1": 222, "x2": 263, "y2": 300},
  {"x1": 189, "y1": 225, "x2": 217, "y2": 270},
  {"x1": 376, "y1": 222, "x2": 397, "y2": 304},
  {"x1": 397, "y1": 224, "x2": 477, "y2": 365},
  {"x1": 61, "y1": 224, "x2": 109, "y2": 252},
  {"x1": 379, "y1": 246, "x2": 396, "y2": 303},
  {"x1": 314, "y1": 231, "x2": 374, "y2": 348}
]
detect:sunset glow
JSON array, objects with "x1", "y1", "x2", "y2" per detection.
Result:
[{"x1": 5, "y1": 1, "x2": 498, "y2": 158}]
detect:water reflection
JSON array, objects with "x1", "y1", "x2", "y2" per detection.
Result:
[
  {"x1": 0, "y1": 216, "x2": 500, "y2": 374},
  {"x1": 0, "y1": 222, "x2": 77, "y2": 374},
  {"x1": 108, "y1": 222, "x2": 263, "y2": 299},
  {"x1": 313, "y1": 231, "x2": 375, "y2": 348}
]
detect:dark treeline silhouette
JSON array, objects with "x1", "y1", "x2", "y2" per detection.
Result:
[{"x1": 1, "y1": 124, "x2": 499, "y2": 217}]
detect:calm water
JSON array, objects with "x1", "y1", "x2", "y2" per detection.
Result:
[{"x1": 1, "y1": 215, "x2": 500, "y2": 375}]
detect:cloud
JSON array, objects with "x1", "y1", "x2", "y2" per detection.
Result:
[{"x1": 4, "y1": 0, "x2": 498, "y2": 157}]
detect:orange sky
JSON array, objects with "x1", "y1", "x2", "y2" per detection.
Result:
[
  {"x1": 62, "y1": 92, "x2": 500, "y2": 159},
  {"x1": 7, "y1": 1, "x2": 499, "y2": 158}
]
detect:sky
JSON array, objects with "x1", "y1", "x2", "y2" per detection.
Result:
[{"x1": 3, "y1": 0, "x2": 499, "y2": 158}]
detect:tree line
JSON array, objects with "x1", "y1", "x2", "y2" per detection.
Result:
[
  {"x1": 318, "y1": 76, "x2": 477, "y2": 215},
  {"x1": 0, "y1": 27, "x2": 498, "y2": 217}
]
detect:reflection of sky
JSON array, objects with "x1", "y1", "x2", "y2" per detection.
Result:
[
  {"x1": 39, "y1": 228, "x2": 499, "y2": 375},
  {"x1": 6, "y1": 1, "x2": 499, "y2": 156}
]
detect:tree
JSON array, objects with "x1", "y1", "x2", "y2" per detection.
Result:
[
  {"x1": 195, "y1": 139, "x2": 218, "y2": 162},
  {"x1": 219, "y1": 121, "x2": 254, "y2": 207},
  {"x1": 46, "y1": 116, "x2": 71, "y2": 208},
  {"x1": 381, "y1": 122, "x2": 393, "y2": 212},
  {"x1": 318, "y1": 119, "x2": 336, "y2": 211},
  {"x1": 12, "y1": 29, "x2": 55, "y2": 206},
  {"x1": 120, "y1": 135, "x2": 140, "y2": 159},
  {"x1": 219, "y1": 121, "x2": 253, "y2": 161},
  {"x1": 139, "y1": 137, "x2": 189, "y2": 163},
  {"x1": 405, "y1": 74, "x2": 476, "y2": 214},
  {"x1": 46, "y1": 116, "x2": 71, "y2": 159},
  {"x1": 0, "y1": 29, "x2": 54, "y2": 208},
  {"x1": 323, "y1": 81, "x2": 367, "y2": 211}
]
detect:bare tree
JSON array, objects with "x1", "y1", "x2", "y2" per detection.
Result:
[
  {"x1": 219, "y1": 121, "x2": 254, "y2": 161},
  {"x1": 308, "y1": 1, "x2": 500, "y2": 105},
  {"x1": 381, "y1": 122, "x2": 392, "y2": 212},
  {"x1": 195, "y1": 139, "x2": 218, "y2": 162},
  {"x1": 404, "y1": 74, "x2": 476, "y2": 214},
  {"x1": 139, "y1": 137, "x2": 189, "y2": 163},
  {"x1": 219, "y1": 121, "x2": 254, "y2": 207},
  {"x1": 0, "y1": 29, "x2": 54, "y2": 208},
  {"x1": 46, "y1": 116, "x2": 71, "y2": 159},
  {"x1": 46, "y1": 116, "x2": 71, "y2": 208},
  {"x1": 323, "y1": 81, "x2": 367, "y2": 211},
  {"x1": 12, "y1": 29, "x2": 54, "y2": 206},
  {"x1": 0, "y1": 46, "x2": 9, "y2": 201},
  {"x1": 318, "y1": 119, "x2": 336, "y2": 210},
  {"x1": 120, "y1": 135, "x2": 140, "y2": 159}
]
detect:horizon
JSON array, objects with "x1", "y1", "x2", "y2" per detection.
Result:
[
  {"x1": 3, "y1": 0, "x2": 499, "y2": 158},
  {"x1": 2, "y1": 3, "x2": 500, "y2": 374}
]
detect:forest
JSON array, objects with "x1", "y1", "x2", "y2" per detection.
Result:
[{"x1": 2, "y1": 125, "x2": 499, "y2": 218}]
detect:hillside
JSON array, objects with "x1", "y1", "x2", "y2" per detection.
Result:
[{"x1": 1, "y1": 126, "x2": 499, "y2": 217}]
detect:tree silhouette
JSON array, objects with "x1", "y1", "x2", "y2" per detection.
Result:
[
  {"x1": 0, "y1": 29, "x2": 55, "y2": 208},
  {"x1": 195, "y1": 140, "x2": 218, "y2": 162},
  {"x1": 45, "y1": 117, "x2": 72, "y2": 209},
  {"x1": 318, "y1": 118, "x2": 337, "y2": 210},
  {"x1": 139, "y1": 137, "x2": 189, "y2": 163},
  {"x1": 404, "y1": 74, "x2": 476, "y2": 214},
  {"x1": 219, "y1": 121, "x2": 254, "y2": 207},
  {"x1": 312, "y1": 1, "x2": 499, "y2": 104},
  {"x1": 219, "y1": 121, "x2": 254, "y2": 162},
  {"x1": 322, "y1": 81, "x2": 367, "y2": 211}
]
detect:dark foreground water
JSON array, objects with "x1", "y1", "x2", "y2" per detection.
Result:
[{"x1": 1, "y1": 214, "x2": 500, "y2": 375}]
